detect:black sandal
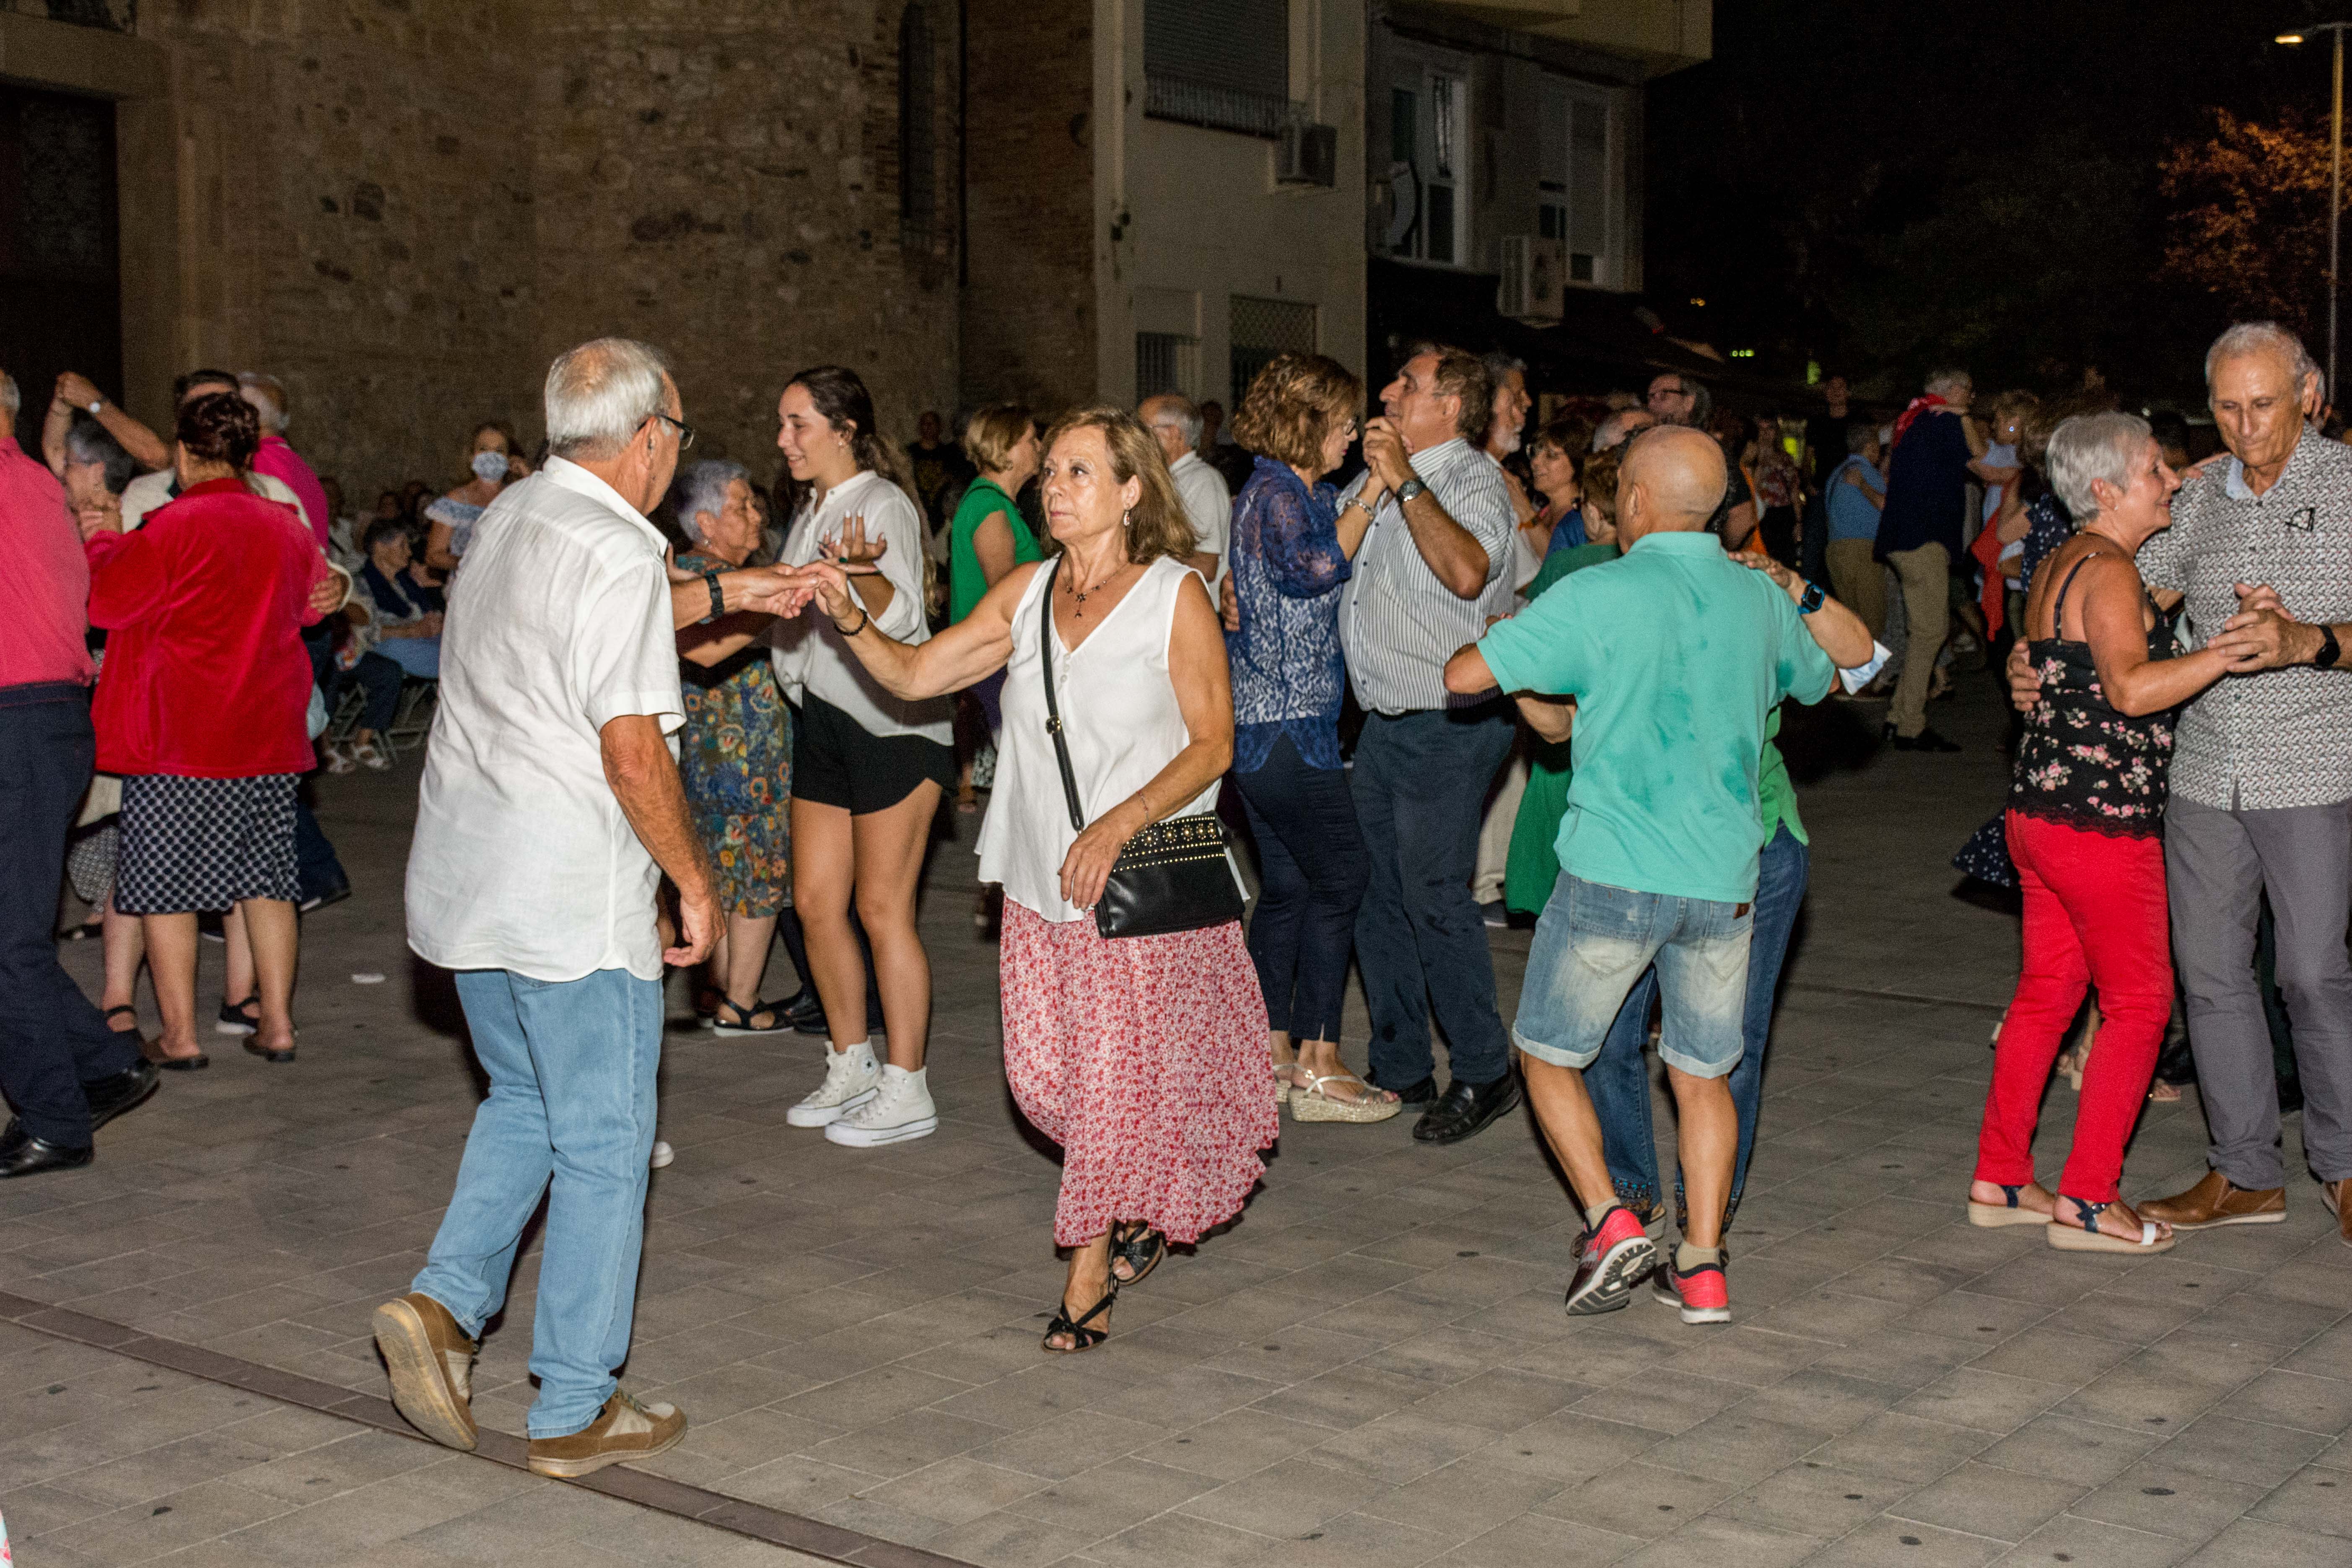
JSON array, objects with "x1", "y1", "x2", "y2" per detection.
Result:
[
  {"x1": 1042, "y1": 1286, "x2": 1117, "y2": 1354},
  {"x1": 1109, "y1": 1221, "x2": 1167, "y2": 1286},
  {"x1": 119, "y1": 1006, "x2": 208, "y2": 1072},
  {"x1": 215, "y1": 993, "x2": 260, "y2": 1037},
  {"x1": 710, "y1": 997, "x2": 788, "y2": 1037}
]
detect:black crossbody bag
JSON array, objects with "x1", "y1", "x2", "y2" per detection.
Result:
[{"x1": 1036, "y1": 557, "x2": 1244, "y2": 940}]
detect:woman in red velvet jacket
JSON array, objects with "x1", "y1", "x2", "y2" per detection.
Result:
[{"x1": 86, "y1": 391, "x2": 326, "y2": 1068}]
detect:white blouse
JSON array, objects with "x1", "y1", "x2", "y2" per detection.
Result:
[
  {"x1": 766, "y1": 469, "x2": 953, "y2": 742},
  {"x1": 978, "y1": 556, "x2": 1226, "y2": 922}
]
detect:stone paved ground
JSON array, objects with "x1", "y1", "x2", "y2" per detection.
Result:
[{"x1": 5, "y1": 683, "x2": 2349, "y2": 1568}]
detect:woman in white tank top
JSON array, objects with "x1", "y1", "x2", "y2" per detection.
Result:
[{"x1": 784, "y1": 407, "x2": 1276, "y2": 1355}]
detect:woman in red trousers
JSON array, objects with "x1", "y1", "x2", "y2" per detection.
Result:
[{"x1": 1969, "y1": 412, "x2": 2251, "y2": 1253}]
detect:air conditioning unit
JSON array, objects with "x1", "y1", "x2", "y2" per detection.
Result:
[
  {"x1": 1498, "y1": 235, "x2": 1565, "y2": 323},
  {"x1": 1275, "y1": 118, "x2": 1337, "y2": 187}
]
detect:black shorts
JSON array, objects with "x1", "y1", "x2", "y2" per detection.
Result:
[{"x1": 792, "y1": 692, "x2": 954, "y2": 815}]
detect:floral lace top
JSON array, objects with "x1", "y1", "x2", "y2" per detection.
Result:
[
  {"x1": 1226, "y1": 457, "x2": 1351, "y2": 772},
  {"x1": 2010, "y1": 553, "x2": 2177, "y2": 838}
]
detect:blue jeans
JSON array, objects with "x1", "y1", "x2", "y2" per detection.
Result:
[
  {"x1": 375, "y1": 635, "x2": 441, "y2": 681},
  {"x1": 1586, "y1": 824, "x2": 1809, "y2": 1225},
  {"x1": 411, "y1": 967, "x2": 662, "y2": 1438},
  {"x1": 1352, "y1": 704, "x2": 1517, "y2": 1090},
  {"x1": 1514, "y1": 873, "x2": 1754, "y2": 1077},
  {"x1": 1235, "y1": 733, "x2": 1368, "y2": 1042}
]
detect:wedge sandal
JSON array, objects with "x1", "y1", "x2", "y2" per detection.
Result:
[
  {"x1": 1967, "y1": 1183, "x2": 2052, "y2": 1228},
  {"x1": 2046, "y1": 1196, "x2": 2173, "y2": 1254}
]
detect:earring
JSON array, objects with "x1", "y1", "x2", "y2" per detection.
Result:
[{"x1": 1122, "y1": 508, "x2": 1132, "y2": 529}]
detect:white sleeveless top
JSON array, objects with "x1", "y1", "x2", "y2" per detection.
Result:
[{"x1": 978, "y1": 555, "x2": 1224, "y2": 922}]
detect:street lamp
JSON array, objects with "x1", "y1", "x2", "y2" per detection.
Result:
[{"x1": 2279, "y1": 24, "x2": 2350, "y2": 402}]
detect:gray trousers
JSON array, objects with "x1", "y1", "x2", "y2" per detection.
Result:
[{"x1": 2165, "y1": 794, "x2": 2352, "y2": 1187}]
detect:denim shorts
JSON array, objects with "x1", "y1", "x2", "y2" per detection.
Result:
[{"x1": 1512, "y1": 873, "x2": 1754, "y2": 1079}]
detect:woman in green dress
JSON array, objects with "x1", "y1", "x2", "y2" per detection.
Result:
[
  {"x1": 947, "y1": 404, "x2": 1042, "y2": 810},
  {"x1": 674, "y1": 459, "x2": 809, "y2": 1033},
  {"x1": 1504, "y1": 442, "x2": 1622, "y2": 913}
]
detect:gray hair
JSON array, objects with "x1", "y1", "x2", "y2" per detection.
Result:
[
  {"x1": 1924, "y1": 367, "x2": 1972, "y2": 400},
  {"x1": 674, "y1": 459, "x2": 749, "y2": 544},
  {"x1": 1845, "y1": 421, "x2": 1877, "y2": 456},
  {"x1": 2046, "y1": 412, "x2": 2151, "y2": 522},
  {"x1": 65, "y1": 413, "x2": 137, "y2": 497},
  {"x1": 236, "y1": 371, "x2": 290, "y2": 432},
  {"x1": 1481, "y1": 350, "x2": 1527, "y2": 381},
  {"x1": 1141, "y1": 392, "x2": 1202, "y2": 450},
  {"x1": 0, "y1": 371, "x2": 15, "y2": 416},
  {"x1": 1592, "y1": 409, "x2": 1642, "y2": 451},
  {"x1": 2204, "y1": 320, "x2": 2321, "y2": 391},
  {"x1": 545, "y1": 337, "x2": 674, "y2": 460}
]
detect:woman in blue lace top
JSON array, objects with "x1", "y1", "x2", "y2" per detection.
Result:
[{"x1": 1225, "y1": 353, "x2": 1394, "y2": 1123}]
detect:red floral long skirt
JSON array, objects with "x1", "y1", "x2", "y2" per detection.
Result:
[{"x1": 999, "y1": 901, "x2": 1279, "y2": 1247}]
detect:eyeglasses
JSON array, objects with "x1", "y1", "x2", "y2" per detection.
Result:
[{"x1": 651, "y1": 412, "x2": 696, "y2": 450}]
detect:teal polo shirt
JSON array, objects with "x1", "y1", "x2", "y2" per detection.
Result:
[{"x1": 1478, "y1": 529, "x2": 1835, "y2": 904}]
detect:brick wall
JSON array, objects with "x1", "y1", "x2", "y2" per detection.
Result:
[{"x1": 959, "y1": 0, "x2": 1096, "y2": 417}]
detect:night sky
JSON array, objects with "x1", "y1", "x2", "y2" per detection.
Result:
[{"x1": 1645, "y1": 0, "x2": 2339, "y2": 406}]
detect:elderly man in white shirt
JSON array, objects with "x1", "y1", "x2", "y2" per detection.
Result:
[
  {"x1": 1141, "y1": 392, "x2": 1231, "y2": 583},
  {"x1": 374, "y1": 338, "x2": 717, "y2": 1481}
]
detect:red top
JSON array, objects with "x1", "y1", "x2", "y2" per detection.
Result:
[
  {"x1": 253, "y1": 433, "x2": 333, "y2": 549},
  {"x1": 0, "y1": 435, "x2": 95, "y2": 689},
  {"x1": 86, "y1": 477, "x2": 327, "y2": 777}
]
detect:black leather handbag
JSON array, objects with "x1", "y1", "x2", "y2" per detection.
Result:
[{"x1": 1036, "y1": 557, "x2": 1244, "y2": 940}]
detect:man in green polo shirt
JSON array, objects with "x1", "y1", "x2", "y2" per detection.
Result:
[{"x1": 1444, "y1": 425, "x2": 1837, "y2": 1327}]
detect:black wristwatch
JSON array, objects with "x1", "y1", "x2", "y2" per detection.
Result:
[
  {"x1": 2317, "y1": 624, "x2": 2342, "y2": 669},
  {"x1": 699, "y1": 571, "x2": 724, "y2": 625},
  {"x1": 1798, "y1": 580, "x2": 1826, "y2": 615},
  {"x1": 1395, "y1": 478, "x2": 1429, "y2": 505}
]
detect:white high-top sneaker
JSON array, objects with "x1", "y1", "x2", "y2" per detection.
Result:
[
  {"x1": 786, "y1": 1041, "x2": 881, "y2": 1128},
  {"x1": 824, "y1": 1064, "x2": 937, "y2": 1147}
]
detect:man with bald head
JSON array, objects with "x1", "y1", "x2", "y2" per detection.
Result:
[{"x1": 1447, "y1": 425, "x2": 1839, "y2": 1324}]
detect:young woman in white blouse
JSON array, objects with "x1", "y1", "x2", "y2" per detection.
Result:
[
  {"x1": 762, "y1": 367, "x2": 956, "y2": 1146},
  {"x1": 786, "y1": 408, "x2": 1276, "y2": 1353}
]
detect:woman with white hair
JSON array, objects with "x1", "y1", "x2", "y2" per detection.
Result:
[
  {"x1": 1968, "y1": 412, "x2": 2251, "y2": 1254},
  {"x1": 672, "y1": 459, "x2": 810, "y2": 1036}
]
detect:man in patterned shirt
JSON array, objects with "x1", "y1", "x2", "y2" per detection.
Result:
[{"x1": 2010, "y1": 321, "x2": 2352, "y2": 1243}]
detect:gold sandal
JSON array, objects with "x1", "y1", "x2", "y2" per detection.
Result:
[{"x1": 1290, "y1": 1070, "x2": 1403, "y2": 1125}]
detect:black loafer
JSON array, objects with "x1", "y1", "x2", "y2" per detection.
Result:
[
  {"x1": 82, "y1": 1061, "x2": 160, "y2": 1132},
  {"x1": 1890, "y1": 728, "x2": 1961, "y2": 753},
  {"x1": 1411, "y1": 1072, "x2": 1523, "y2": 1145},
  {"x1": 1378, "y1": 1073, "x2": 1439, "y2": 1106},
  {"x1": 0, "y1": 1119, "x2": 94, "y2": 1179}
]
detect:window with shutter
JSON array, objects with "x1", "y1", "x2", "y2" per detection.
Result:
[{"x1": 1144, "y1": 0, "x2": 1292, "y2": 138}]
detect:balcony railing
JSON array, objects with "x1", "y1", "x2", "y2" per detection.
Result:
[{"x1": 1144, "y1": 75, "x2": 1293, "y2": 139}]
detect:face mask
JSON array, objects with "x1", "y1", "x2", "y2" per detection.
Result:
[{"x1": 471, "y1": 450, "x2": 510, "y2": 484}]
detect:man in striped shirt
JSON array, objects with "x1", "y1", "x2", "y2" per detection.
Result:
[{"x1": 1337, "y1": 344, "x2": 1522, "y2": 1143}]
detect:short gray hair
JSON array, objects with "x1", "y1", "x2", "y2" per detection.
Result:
[
  {"x1": 65, "y1": 414, "x2": 136, "y2": 496},
  {"x1": 545, "y1": 337, "x2": 674, "y2": 460},
  {"x1": 674, "y1": 459, "x2": 749, "y2": 544},
  {"x1": 1924, "y1": 367, "x2": 1972, "y2": 400},
  {"x1": 0, "y1": 371, "x2": 16, "y2": 416},
  {"x1": 2205, "y1": 320, "x2": 2321, "y2": 391},
  {"x1": 1481, "y1": 350, "x2": 1527, "y2": 381},
  {"x1": 1141, "y1": 393, "x2": 1202, "y2": 449},
  {"x1": 2046, "y1": 412, "x2": 2151, "y2": 522},
  {"x1": 237, "y1": 371, "x2": 290, "y2": 432}
]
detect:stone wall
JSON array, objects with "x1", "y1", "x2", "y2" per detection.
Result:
[
  {"x1": 959, "y1": 0, "x2": 1095, "y2": 417},
  {"x1": 127, "y1": 0, "x2": 960, "y2": 503}
]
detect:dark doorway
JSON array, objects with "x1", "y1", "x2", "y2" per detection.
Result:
[{"x1": 0, "y1": 84, "x2": 120, "y2": 448}]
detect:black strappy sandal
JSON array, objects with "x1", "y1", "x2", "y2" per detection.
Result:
[
  {"x1": 711, "y1": 997, "x2": 789, "y2": 1037},
  {"x1": 1109, "y1": 1221, "x2": 1167, "y2": 1286},
  {"x1": 2047, "y1": 1195, "x2": 2173, "y2": 1254},
  {"x1": 1966, "y1": 1183, "x2": 2051, "y2": 1228},
  {"x1": 216, "y1": 993, "x2": 261, "y2": 1037},
  {"x1": 1042, "y1": 1286, "x2": 1117, "y2": 1354}
]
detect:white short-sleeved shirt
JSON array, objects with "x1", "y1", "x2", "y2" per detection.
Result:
[
  {"x1": 766, "y1": 469, "x2": 953, "y2": 743},
  {"x1": 1169, "y1": 450, "x2": 1232, "y2": 583},
  {"x1": 121, "y1": 467, "x2": 303, "y2": 531},
  {"x1": 406, "y1": 458, "x2": 684, "y2": 982}
]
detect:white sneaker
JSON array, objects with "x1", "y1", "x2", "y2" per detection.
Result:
[
  {"x1": 824, "y1": 1064, "x2": 937, "y2": 1147},
  {"x1": 648, "y1": 1140, "x2": 674, "y2": 1169},
  {"x1": 785, "y1": 1042, "x2": 881, "y2": 1128}
]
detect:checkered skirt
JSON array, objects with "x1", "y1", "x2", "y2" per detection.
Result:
[{"x1": 116, "y1": 773, "x2": 301, "y2": 915}]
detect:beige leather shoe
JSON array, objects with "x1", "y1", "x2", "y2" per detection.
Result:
[
  {"x1": 2322, "y1": 1178, "x2": 2352, "y2": 1249},
  {"x1": 2138, "y1": 1168, "x2": 2285, "y2": 1230},
  {"x1": 526, "y1": 1389, "x2": 687, "y2": 1478},
  {"x1": 372, "y1": 1292, "x2": 478, "y2": 1451}
]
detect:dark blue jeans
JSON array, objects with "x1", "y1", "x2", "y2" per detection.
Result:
[
  {"x1": 1353, "y1": 703, "x2": 1517, "y2": 1090},
  {"x1": 0, "y1": 687, "x2": 138, "y2": 1146},
  {"x1": 1234, "y1": 733, "x2": 1368, "y2": 1042},
  {"x1": 1586, "y1": 823, "x2": 1810, "y2": 1228}
]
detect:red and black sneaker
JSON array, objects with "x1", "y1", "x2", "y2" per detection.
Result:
[
  {"x1": 1651, "y1": 1250, "x2": 1731, "y2": 1324},
  {"x1": 1564, "y1": 1206, "x2": 1656, "y2": 1316}
]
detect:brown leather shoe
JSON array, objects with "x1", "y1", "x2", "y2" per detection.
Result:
[
  {"x1": 526, "y1": 1389, "x2": 686, "y2": 1478},
  {"x1": 373, "y1": 1292, "x2": 478, "y2": 1451},
  {"x1": 2323, "y1": 1179, "x2": 2352, "y2": 1248},
  {"x1": 2138, "y1": 1168, "x2": 2285, "y2": 1230}
]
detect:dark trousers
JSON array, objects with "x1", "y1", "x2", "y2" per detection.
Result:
[
  {"x1": 1234, "y1": 734, "x2": 1369, "y2": 1042},
  {"x1": 298, "y1": 621, "x2": 347, "y2": 902},
  {"x1": 336, "y1": 651, "x2": 405, "y2": 733},
  {"x1": 1353, "y1": 703, "x2": 1516, "y2": 1089},
  {"x1": 0, "y1": 687, "x2": 138, "y2": 1146}
]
